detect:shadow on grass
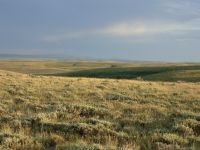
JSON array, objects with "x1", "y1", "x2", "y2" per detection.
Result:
[{"x1": 48, "y1": 65, "x2": 200, "y2": 82}]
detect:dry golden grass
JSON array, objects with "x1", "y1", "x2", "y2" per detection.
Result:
[
  {"x1": 0, "y1": 70, "x2": 200, "y2": 149},
  {"x1": 0, "y1": 60, "x2": 136, "y2": 74}
]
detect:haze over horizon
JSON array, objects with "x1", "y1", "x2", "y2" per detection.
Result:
[{"x1": 0, "y1": 0, "x2": 200, "y2": 62}]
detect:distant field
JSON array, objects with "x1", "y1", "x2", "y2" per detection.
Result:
[
  {"x1": 0, "y1": 60, "x2": 200, "y2": 82},
  {"x1": 0, "y1": 60, "x2": 136, "y2": 74},
  {"x1": 0, "y1": 70, "x2": 200, "y2": 149},
  {"x1": 56, "y1": 65, "x2": 200, "y2": 82}
]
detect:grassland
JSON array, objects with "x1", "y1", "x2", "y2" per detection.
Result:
[
  {"x1": 0, "y1": 69, "x2": 200, "y2": 150},
  {"x1": 0, "y1": 60, "x2": 134, "y2": 74},
  {"x1": 55, "y1": 65, "x2": 200, "y2": 82},
  {"x1": 0, "y1": 60, "x2": 200, "y2": 82}
]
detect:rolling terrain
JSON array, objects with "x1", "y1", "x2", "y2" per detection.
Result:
[
  {"x1": 0, "y1": 60, "x2": 200, "y2": 82},
  {"x1": 0, "y1": 70, "x2": 200, "y2": 149},
  {"x1": 54, "y1": 65, "x2": 200, "y2": 82}
]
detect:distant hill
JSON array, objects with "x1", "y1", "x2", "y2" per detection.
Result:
[{"x1": 0, "y1": 54, "x2": 47, "y2": 60}]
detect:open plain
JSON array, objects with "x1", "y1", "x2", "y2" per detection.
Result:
[{"x1": 0, "y1": 61, "x2": 200, "y2": 149}]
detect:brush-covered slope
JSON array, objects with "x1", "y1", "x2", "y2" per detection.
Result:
[{"x1": 0, "y1": 70, "x2": 200, "y2": 150}]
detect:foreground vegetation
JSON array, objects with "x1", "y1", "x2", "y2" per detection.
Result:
[{"x1": 0, "y1": 70, "x2": 200, "y2": 149}]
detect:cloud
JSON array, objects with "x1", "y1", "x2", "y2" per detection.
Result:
[
  {"x1": 97, "y1": 21, "x2": 181, "y2": 36},
  {"x1": 162, "y1": 0, "x2": 200, "y2": 18},
  {"x1": 42, "y1": 18, "x2": 200, "y2": 42},
  {"x1": 98, "y1": 22, "x2": 157, "y2": 36}
]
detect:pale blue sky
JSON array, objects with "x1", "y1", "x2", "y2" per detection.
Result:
[{"x1": 0, "y1": 0, "x2": 200, "y2": 61}]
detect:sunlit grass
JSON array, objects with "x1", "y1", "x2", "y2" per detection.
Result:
[{"x1": 0, "y1": 70, "x2": 200, "y2": 149}]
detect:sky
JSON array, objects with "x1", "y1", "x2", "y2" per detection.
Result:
[{"x1": 0, "y1": 0, "x2": 200, "y2": 62}]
